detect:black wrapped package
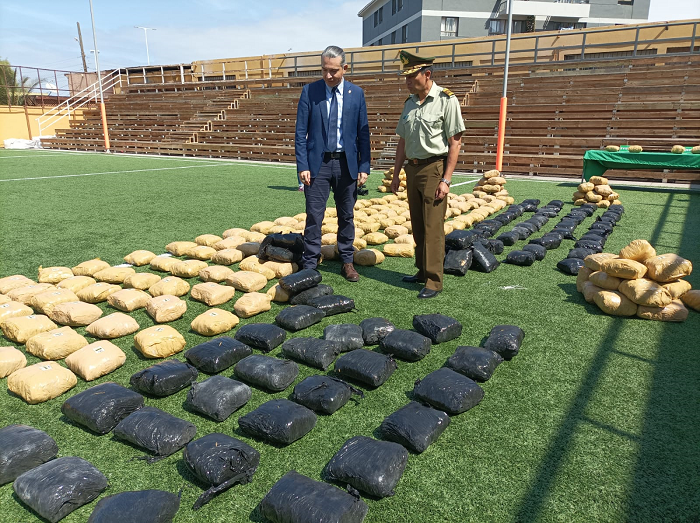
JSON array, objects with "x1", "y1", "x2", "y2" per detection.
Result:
[
  {"x1": 13, "y1": 456, "x2": 107, "y2": 523},
  {"x1": 185, "y1": 337, "x2": 252, "y2": 374},
  {"x1": 589, "y1": 222, "x2": 614, "y2": 235},
  {"x1": 529, "y1": 234, "x2": 562, "y2": 250},
  {"x1": 291, "y1": 375, "x2": 363, "y2": 415},
  {"x1": 557, "y1": 257, "x2": 585, "y2": 275},
  {"x1": 443, "y1": 248, "x2": 472, "y2": 276},
  {"x1": 234, "y1": 323, "x2": 287, "y2": 352},
  {"x1": 412, "y1": 313, "x2": 463, "y2": 343},
  {"x1": 275, "y1": 305, "x2": 326, "y2": 332},
  {"x1": 379, "y1": 329, "x2": 432, "y2": 362},
  {"x1": 259, "y1": 470, "x2": 368, "y2": 523},
  {"x1": 130, "y1": 360, "x2": 198, "y2": 397},
  {"x1": 413, "y1": 368, "x2": 484, "y2": 415},
  {"x1": 334, "y1": 349, "x2": 397, "y2": 388},
  {"x1": 185, "y1": 376, "x2": 251, "y2": 421},
  {"x1": 260, "y1": 245, "x2": 295, "y2": 263},
  {"x1": 281, "y1": 337, "x2": 341, "y2": 370},
  {"x1": 324, "y1": 436, "x2": 408, "y2": 498},
  {"x1": 278, "y1": 269, "x2": 322, "y2": 293},
  {"x1": 483, "y1": 324, "x2": 525, "y2": 360},
  {"x1": 515, "y1": 221, "x2": 539, "y2": 234},
  {"x1": 323, "y1": 323, "x2": 364, "y2": 352},
  {"x1": 522, "y1": 243, "x2": 546, "y2": 261},
  {"x1": 379, "y1": 401, "x2": 450, "y2": 453},
  {"x1": 234, "y1": 354, "x2": 298, "y2": 392},
  {"x1": 505, "y1": 250, "x2": 536, "y2": 266},
  {"x1": 360, "y1": 317, "x2": 395, "y2": 345},
  {"x1": 547, "y1": 199, "x2": 564, "y2": 209},
  {"x1": 113, "y1": 406, "x2": 197, "y2": 462},
  {"x1": 87, "y1": 490, "x2": 180, "y2": 523},
  {"x1": 267, "y1": 232, "x2": 305, "y2": 252},
  {"x1": 238, "y1": 399, "x2": 316, "y2": 445},
  {"x1": 567, "y1": 247, "x2": 598, "y2": 260},
  {"x1": 575, "y1": 239, "x2": 604, "y2": 252},
  {"x1": 608, "y1": 204, "x2": 624, "y2": 215},
  {"x1": 258, "y1": 233, "x2": 304, "y2": 263},
  {"x1": 0, "y1": 425, "x2": 58, "y2": 485},
  {"x1": 519, "y1": 199, "x2": 540, "y2": 211},
  {"x1": 446, "y1": 346, "x2": 504, "y2": 382},
  {"x1": 471, "y1": 242, "x2": 500, "y2": 273},
  {"x1": 306, "y1": 294, "x2": 355, "y2": 316},
  {"x1": 290, "y1": 284, "x2": 334, "y2": 305},
  {"x1": 510, "y1": 227, "x2": 532, "y2": 240},
  {"x1": 445, "y1": 230, "x2": 480, "y2": 250},
  {"x1": 550, "y1": 228, "x2": 577, "y2": 240},
  {"x1": 61, "y1": 382, "x2": 144, "y2": 434},
  {"x1": 484, "y1": 239, "x2": 504, "y2": 255},
  {"x1": 184, "y1": 433, "x2": 259, "y2": 510}
]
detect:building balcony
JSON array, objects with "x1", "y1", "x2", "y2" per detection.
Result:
[{"x1": 497, "y1": 0, "x2": 590, "y2": 19}]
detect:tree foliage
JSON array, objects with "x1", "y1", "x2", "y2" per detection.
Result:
[{"x1": 0, "y1": 58, "x2": 43, "y2": 105}]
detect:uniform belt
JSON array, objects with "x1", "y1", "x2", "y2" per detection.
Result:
[
  {"x1": 407, "y1": 156, "x2": 446, "y2": 165},
  {"x1": 324, "y1": 151, "x2": 345, "y2": 160}
]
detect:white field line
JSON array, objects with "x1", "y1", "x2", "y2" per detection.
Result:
[{"x1": 0, "y1": 162, "x2": 225, "y2": 182}]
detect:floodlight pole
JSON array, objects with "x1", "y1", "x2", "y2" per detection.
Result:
[
  {"x1": 135, "y1": 26, "x2": 156, "y2": 66},
  {"x1": 496, "y1": 0, "x2": 513, "y2": 171},
  {"x1": 89, "y1": 0, "x2": 110, "y2": 153}
]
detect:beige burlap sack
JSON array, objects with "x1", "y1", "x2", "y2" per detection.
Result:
[
  {"x1": 226, "y1": 271, "x2": 268, "y2": 292},
  {"x1": 594, "y1": 184, "x2": 614, "y2": 197},
  {"x1": 589, "y1": 271, "x2": 622, "y2": 291},
  {"x1": 171, "y1": 260, "x2": 209, "y2": 278},
  {"x1": 354, "y1": 249, "x2": 385, "y2": 266},
  {"x1": 364, "y1": 232, "x2": 389, "y2": 245},
  {"x1": 268, "y1": 225, "x2": 294, "y2": 234},
  {"x1": 123, "y1": 272, "x2": 161, "y2": 290},
  {"x1": 358, "y1": 221, "x2": 381, "y2": 234},
  {"x1": 671, "y1": 145, "x2": 685, "y2": 154},
  {"x1": 321, "y1": 245, "x2": 338, "y2": 260},
  {"x1": 48, "y1": 301, "x2": 103, "y2": 327},
  {"x1": 150, "y1": 255, "x2": 180, "y2": 272},
  {"x1": 247, "y1": 232, "x2": 266, "y2": 243},
  {"x1": 574, "y1": 199, "x2": 586, "y2": 206},
  {"x1": 251, "y1": 221, "x2": 276, "y2": 234},
  {"x1": 593, "y1": 290, "x2": 638, "y2": 316},
  {"x1": 444, "y1": 223, "x2": 454, "y2": 235},
  {"x1": 57, "y1": 276, "x2": 97, "y2": 293},
  {"x1": 394, "y1": 234, "x2": 415, "y2": 246},
  {"x1": 239, "y1": 257, "x2": 276, "y2": 280},
  {"x1": 188, "y1": 245, "x2": 217, "y2": 261},
  {"x1": 123, "y1": 250, "x2": 157, "y2": 266},
  {"x1": 77, "y1": 282, "x2": 122, "y2": 303},
  {"x1": 65, "y1": 340, "x2": 126, "y2": 381},
  {"x1": 211, "y1": 249, "x2": 245, "y2": 265},
  {"x1": 262, "y1": 261, "x2": 296, "y2": 279},
  {"x1": 195, "y1": 234, "x2": 223, "y2": 247},
  {"x1": 584, "y1": 253, "x2": 618, "y2": 272},
  {"x1": 680, "y1": 289, "x2": 700, "y2": 311},
  {"x1": 0, "y1": 275, "x2": 35, "y2": 294},
  {"x1": 7, "y1": 361, "x2": 77, "y2": 404},
  {"x1": 134, "y1": 325, "x2": 186, "y2": 358},
  {"x1": 146, "y1": 295, "x2": 187, "y2": 323},
  {"x1": 149, "y1": 276, "x2": 190, "y2": 297},
  {"x1": 0, "y1": 295, "x2": 9, "y2": 305},
  {"x1": 600, "y1": 258, "x2": 647, "y2": 280},
  {"x1": 38, "y1": 266, "x2": 74, "y2": 284},
  {"x1": 238, "y1": 242, "x2": 261, "y2": 258},
  {"x1": 223, "y1": 227, "x2": 252, "y2": 240},
  {"x1": 166, "y1": 241, "x2": 198, "y2": 257},
  {"x1": 94, "y1": 267, "x2": 136, "y2": 284},
  {"x1": 644, "y1": 254, "x2": 693, "y2": 283},
  {"x1": 321, "y1": 233, "x2": 337, "y2": 246},
  {"x1": 86, "y1": 313, "x2": 140, "y2": 339},
  {"x1": 275, "y1": 217, "x2": 298, "y2": 227},
  {"x1": 31, "y1": 289, "x2": 80, "y2": 316},
  {"x1": 0, "y1": 301, "x2": 34, "y2": 323},
  {"x1": 234, "y1": 292, "x2": 272, "y2": 318},
  {"x1": 353, "y1": 238, "x2": 368, "y2": 251},
  {"x1": 585, "y1": 192, "x2": 602, "y2": 203},
  {"x1": 72, "y1": 259, "x2": 110, "y2": 276},
  {"x1": 636, "y1": 300, "x2": 688, "y2": 322},
  {"x1": 26, "y1": 326, "x2": 88, "y2": 360},
  {"x1": 199, "y1": 265, "x2": 235, "y2": 283},
  {"x1": 267, "y1": 284, "x2": 291, "y2": 303},
  {"x1": 1, "y1": 315, "x2": 57, "y2": 344},
  {"x1": 392, "y1": 215, "x2": 407, "y2": 226},
  {"x1": 322, "y1": 223, "x2": 339, "y2": 235},
  {"x1": 0, "y1": 346, "x2": 27, "y2": 378},
  {"x1": 618, "y1": 278, "x2": 673, "y2": 307},
  {"x1": 107, "y1": 288, "x2": 151, "y2": 311},
  {"x1": 214, "y1": 236, "x2": 247, "y2": 251},
  {"x1": 661, "y1": 279, "x2": 692, "y2": 300},
  {"x1": 383, "y1": 244, "x2": 415, "y2": 258},
  {"x1": 573, "y1": 191, "x2": 586, "y2": 201},
  {"x1": 576, "y1": 267, "x2": 593, "y2": 292},
  {"x1": 191, "y1": 308, "x2": 240, "y2": 336},
  {"x1": 8, "y1": 283, "x2": 56, "y2": 305},
  {"x1": 590, "y1": 176, "x2": 609, "y2": 185},
  {"x1": 384, "y1": 225, "x2": 409, "y2": 239},
  {"x1": 619, "y1": 240, "x2": 656, "y2": 262},
  {"x1": 191, "y1": 282, "x2": 236, "y2": 306}
]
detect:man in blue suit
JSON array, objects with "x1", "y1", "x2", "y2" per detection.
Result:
[{"x1": 295, "y1": 45, "x2": 371, "y2": 281}]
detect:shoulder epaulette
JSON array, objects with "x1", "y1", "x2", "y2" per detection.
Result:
[{"x1": 441, "y1": 88, "x2": 455, "y2": 97}]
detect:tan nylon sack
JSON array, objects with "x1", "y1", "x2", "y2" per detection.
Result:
[
  {"x1": 211, "y1": 249, "x2": 244, "y2": 265},
  {"x1": 321, "y1": 233, "x2": 337, "y2": 246},
  {"x1": 393, "y1": 234, "x2": 415, "y2": 246},
  {"x1": 77, "y1": 282, "x2": 122, "y2": 303},
  {"x1": 593, "y1": 290, "x2": 638, "y2": 316},
  {"x1": 25, "y1": 326, "x2": 88, "y2": 360},
  {"x1": 383, "y1": 244, "x2": 415, "y2": 258},
  {"x1": 262, "y1": 261, "x2": 296, "y2": 279},
  {"x1": 188, "y1": 245, "x2": 217, "y2": 261},
  {"x1": 72, "y1": 259, "x2": 110, "y2": 276},
  {"x1": 354, "y1": 249, "x2": 385, "y2": 266},
  {"x1": 49, "y1": 301, "x2": 103, "y2": 327},
  {"x1": 233, "y1": 292, "x2": 272, "y2": 318},
  {"x1": 223, "y1": 228, "x2": 253, "y2": 240},
  {"x1": 644, "y1": 254, "x2": 693, "y2": 283},
  {"x1": 589, "y1": 176, "x2": 608, "y2": 185},
  {"x1": 8, "y1": 283, "x2": 56, "y2": 305},
  {"x1": 31, "y1": 289, "x2": 80, "y2": 316},
  {"x1": 584, "y1": 254, "x2": 620, "y2": 272},
  {"x1": 123, "y1": 250, "x2": 157, "y2": 266},
  {"x1": 680, "y1": 290, "x2": 700, "y2": 311},
  {"x1": 7, "y1": 361, "x2": 77, "y2": 404},
  {"x1": 191, "y1": 282, "x2": 236, "y2": 306},
  {"x1": 149, "y1": 276, "x2": 190, "y2": 297},
  {"x1": 619, "y1": 240, "x2": 657, "y2": 262},
  {"x1": 93, "y1": 267, "x2": 136, "y2": 284},
  {"x1": 588, "y1": 271, "x2": 622, "y2": 291},
  {"x1": 636, "y1": 300, "x2": 689, "y2": 322},
  {"x1": 358, "y1": 221, "x2": 381, "y2": 234},
  {"x1": 226, "y1": 271, "x2": 268, "y2": 293},
  {"x1": 267, "y1": 284, "x2": 291, "y2": 303},
  {"x1": 0, "y1": 301, "x2": 34, "y2": 323},
  {"x1": 251, "y1": 221, "x2": 276, "y2": 234},
  {"x1": 0, "y1": 346, "x2": 27, "y2": 378},
  {"x1": 199, "y1": 265, "x2": 235, "y2": 283},
  {"x1": 662, "y1": 280, "x2": 692, "y2": 300},
  {"x1": 107, "y1": 289, "x2": 151, "y2": 312},
  {"x1": 171, "y1": 260, "x2": 209, "y2": 278},
  {"x1": 0, "y1": 295, "x2": 9, "y2": 305},
  {"x1": 123, "y1": 272, "x2": 161, "y2": 290},
  {"x1": 149, "y1": 255, "x2": 179, "y2": 272},
  {"x1": 239, "y1": 257, "x2": 276, "y2": 280},
  {"x1": 364, "y1": 232, "x2": 389, "y2": 245},
  {"x1": 384, "y1": 225, "x2": 409, "y2": 239},
  {"x1": 1, "y1": 314, "x2": 57, "y2": 344},
  {"x1": 57, "y1": 276, "x2": 97, "y2": 293},
  {"x1": 38, "y1": 266, "x2": 74, "y2": 284},
  {"x1": 65, "y1": 340, "x2": 126, "y2": 381},
  {"x1": 146, "y1": 295, "x2": 187, "y2": 323},
  {"x1": 213, "y1": 236, "x2": 247, "y2": 251},
  {"x1": 195, "y1": 234, "x2": 223, "y2": 247},
  {"x1": 321, "y1": 245, "x2": 338, "y2": 261},
  {"x1": 0, "y1": 275, "x2": 35, "y2": 294},
  {"x1": 576, "y1": 267, "x2": 593, "y2": 292},
  {"x1": 134, "y1": 325, "x2": 186, "y2": 358},
  {"x1": 191, "y1": 308, "x2": 239, "y2": 336},
  {"x1": 166, "y1": 241, "x2": 198, "y2": 257},
  {"x1": 86, "y1": 312, "x2": 140, "y2": 339},
  {"x1": 600, "y1": 258, "x2": 647, "y2": 280},
  {"x1": 618, "y1": 278, "x2": 673, "y2": 307}
]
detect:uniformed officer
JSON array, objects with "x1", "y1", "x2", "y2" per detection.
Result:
[{"x1": 391, "y1": 50, "x2": 465, "y2": 299}]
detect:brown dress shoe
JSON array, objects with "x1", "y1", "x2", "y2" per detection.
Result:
[{"x1": 341, "y1": 263, "x2": 360, "y2": 282}]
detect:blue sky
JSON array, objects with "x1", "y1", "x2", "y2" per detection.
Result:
[{"x1": 1, "y1": 0, "x2": 698, "y2": 71}]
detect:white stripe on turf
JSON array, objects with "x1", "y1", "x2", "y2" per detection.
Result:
[{"x1": 0, "y1": 162, "x2": 224, "y2": 182}]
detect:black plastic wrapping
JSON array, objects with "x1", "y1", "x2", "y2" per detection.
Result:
[
  {"x1": 61, "y1": 382, "x2": 144, "y2": 434},
  {"x1": 185, "y1": 337, "x2": 252, "y2": 374},
  {"x1": 379, "y1": 401, "x2": 450, "y2": 453},
  {"x1": 529, "y1": 234, "x2": 562, "y2": 250},
  {"x1": 13, "y1": 456, "x2": 107, "y2": 523},
  {"x1": 259, "y1": 245, "x2": 295, "y2": 263},
  {"x1": 291, "y1": 375, "x2": 363, "y2": 415},
  {"x1": 324, "y1": 435, "x2": 408, "y2": 498},
  {"x1": 413, "y1": 368, "x2": 484, "y2": 415},
  {"x1": 412, "y1": 314, "x2": 463, "y2": 344},
  {"x1": 522, "y1": 244, "x2": 547, "y2": 261},
  {"x1": 589, "y1": 222, "x2": 614, "y2": 235},
  {"x1": 471, "y1": 242, "x2": 500, "y2": 273},
  {"x1": 185, "y1": 376, "x2": 251, "y2": 422},
  {"x1": 88, "y1": 490, "x2": 180, "y2": 523},
  {"x1": 234, "y1": 354, "x2": 298, "y2": 392},
  {"x1": 278, "y1": 269, "x2": 322, "y2": 293},
  {"x1": 547, "y1": 199, "x2": 564, "y2": 209},
  {"x1": 379, "y1": 329, "x2": 432, "y2": 362},
  {"x1": 183, "y1": 433, "x2": 259, "y2": 510},
  {"x1": 234, "y1": 323, "x2": 287, "y2": 352},
  {"x1": 0, "y1": 425, "x2": 58, "y2": 485},
  {"x1": 323, "y1": 323, "x2": 364, "y2": 352},
  {"x1": 359, "y1": 317, "x2": 395, "y2": 345},
  {"x1": 446, "y1": 346, "x2": 504, "y2": 382},
  {"x1": 519, "y1": 199, "x2": 540, "y2": 211},
  {"x1": 575, "y1": 239, "x2": 604, "y2": 252},
  {"x1": 557, "y1": 257, "x2": 585, "y2": 275},
  {"x1": 510, "y1": 226, "x2": 532, "y2": 240},
  {"x1": 238, "y1": 399, "x2": 317, "y2": 445},
  {"x1": 258, "y1": 233, "x2": 304, "y2": 263},
  {"x1": 483, "y1": 239, "x2": 504, "y2": 255},
  {"x1": 281, "y1": 337, "x2": 341, "y2": 370},
  {"x1": 445, "y1": 230, "x2": 480, "y2": 250},
  {"x1": 567, "y1": 247, "x2": 598, "y2": 260},
  {"x1": 334, "y1": 349, "x2": 397, "y2": 388},
  {"x1": 306, "y1": 294, "x2": 355, "y2": 316},
  {"x1": 443, "y1": 248, "x2": 472, "y2": 276},
  {"x1": 113, "y1": 406, "x2": 196, "y2": 462},
  {"x1": 483, "y1": 324, "x2": 525, "y2": 360},
  {"x1": 505, "y1": 250, "x2": 536, "y2": 266},
  {"x1": 290, "y1": 284, "x2": 334, "y2": 305},
  {"x1": 130, "y1": 360, "x2": 199, "y2": 397},
  {"x1": 275, "y1": 305, "x2": 326, "y2": 331},
  {"x1": 259, "y1": 470, "x2": 368, "y2": 523},
  {"x1": 550, "y1": 228, "x2": 577, "y2": 241}
]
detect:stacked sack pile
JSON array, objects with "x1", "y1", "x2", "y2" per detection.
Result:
[
  {"x1": 572, "y1": 176, "x2": 622, "y2": 208},
  {"x1": 472, "y1": 169, "x2": 513, "y2": 204},
  {"x1": 378, "y1": 166, "x2": 406, "y2": 193},
  {"x1": 577, "y1": 239, "x2": 700, "y2": 321}
]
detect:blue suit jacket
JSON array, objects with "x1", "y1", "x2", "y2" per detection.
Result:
[{"x1": 295, "y1": 79, "x2": 371, "y2": 180}]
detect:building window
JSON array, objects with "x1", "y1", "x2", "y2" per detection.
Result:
[
  {"x1": 391, "y1": 31, "x2": 396, "y2": 44},
  {"x1": 549, "y1": 21, "x2": 586, "y2": 30},
  {"x1": 398, "y1": 0, "x2": 403, "y2": 10},
  {"x1": 374, "y1": 11, "x2": 378, "y2": 27},
  {"x1": 441, "y1": 17, "x2": 458, "y2": 37},
  {"x1": 378, "y1": 37, "x2": 383, "y2": 45},
  {"x1": 379, "y1": 6, "x2": 383, "y2": 24},
  {"x1": 489, "y1": 19, "x2": 505, "y2": 35},
  {"x1": 392, "y1": 0, "x2": 396, "y2": 15},
  {"x1": 401, "y1": 25, "x2": 407, "y2": 43},
  {"x1": 512, "y1": 20, "x2": 525, "y2": 33}
]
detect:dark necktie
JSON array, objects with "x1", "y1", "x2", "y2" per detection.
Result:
[{"x1": 327, "y1": 86, "x2": 338, "y2": 152}]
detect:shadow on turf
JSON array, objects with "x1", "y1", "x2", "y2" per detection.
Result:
[
  {"x1": 315, "y1": 262, "x2": 419, "y2": 291},
  {"x1": 267, "y1": 185, "x2": 304, "y2": 192}
]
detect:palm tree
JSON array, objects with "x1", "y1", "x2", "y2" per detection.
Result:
[{"x1": 0, "y1": 59, "x2": 43, "y2": 106}]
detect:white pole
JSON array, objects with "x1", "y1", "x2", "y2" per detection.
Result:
[
  {"x1": 89, "y1": 0, "x2": 110, "y2": 152},
  {"x1": 135, "y1": 26, "x2": 156, "y2": 66},
  {"x1": 502, "y1": 0, "x2": 514, "y2": 98}
]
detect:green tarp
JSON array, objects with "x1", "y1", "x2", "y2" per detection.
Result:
[{"x1": 582, "y1": 150, "x2": 700, "y2": 181}]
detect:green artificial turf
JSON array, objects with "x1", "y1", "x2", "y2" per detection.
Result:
[{"x1": 0, "y1": 149, "x2": 699, "y2": 522}]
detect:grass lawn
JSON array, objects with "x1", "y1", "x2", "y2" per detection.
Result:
[{"x1": 1, "y1": 149, "x2": 699, "y2": 522}]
